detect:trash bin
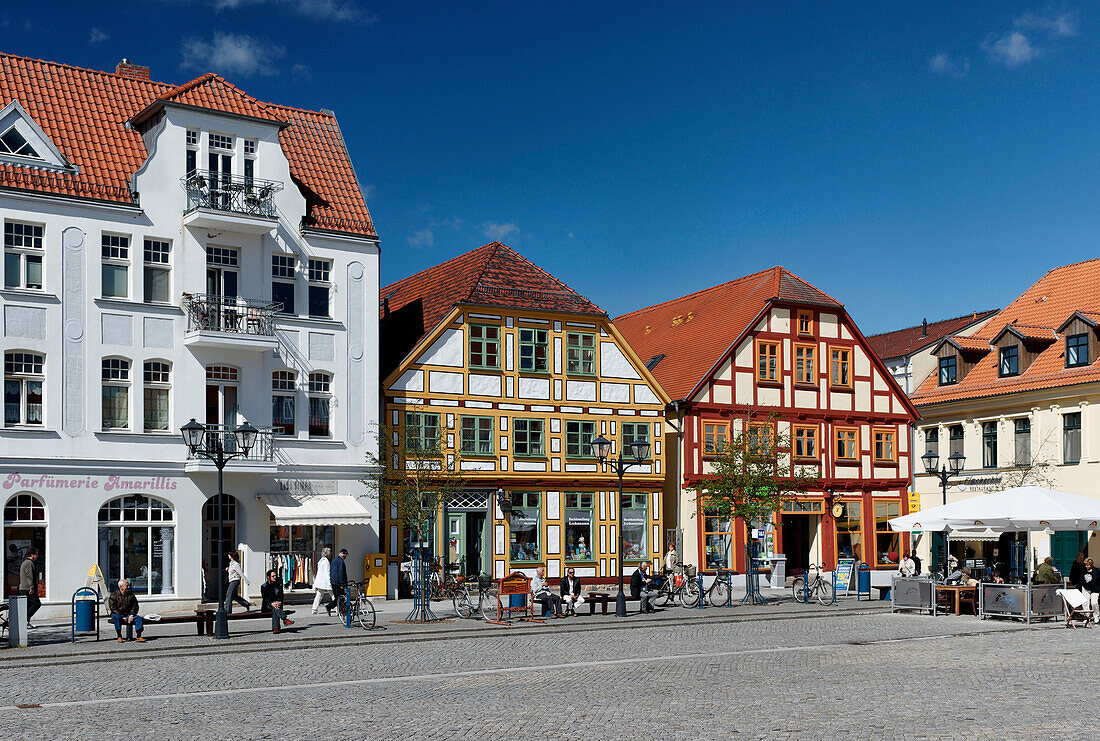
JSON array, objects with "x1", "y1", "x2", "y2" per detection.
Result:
[
  {"x1": 71, "y1": 586, "x2": 100, "y2": 642},
  {"x1": 857, "y1": 564, "x2": 871, "y2": 601},
  {"x1": 74, "y1": 599, "x2": 96, "y2": 632}
]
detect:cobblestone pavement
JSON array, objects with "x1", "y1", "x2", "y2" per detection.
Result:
[{"x1": 1, "y1": 605, "x2": 1094, "y2": 740}]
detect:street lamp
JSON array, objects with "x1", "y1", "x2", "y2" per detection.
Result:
[
  {"x1": 592, "y1": 434, "x2": 651, "y2": 617},
  {"x1": 496, "y1": 487, "x2": 511, "y2": 573},
  {"x1": 921, "y1": 449, "x2": 966, "y2": 506},
  {"x1": 180, "y1": 418, "x2": 258, "y2": 639}
]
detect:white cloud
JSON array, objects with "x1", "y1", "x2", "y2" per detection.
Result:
[
  {"x1": 360, "y1": 183, "x2": 375, "y2": 201},
  {"x1": 181, "y1": 32, "x2": 285, "y2": 78},
  {"x1": 407, "y1": 228, "x2": 434, "y2": 248},
  {"x1": 984, "y1": 31, "x2": 1039, "y2": 68},
  {"x1": 204, "y1": 0, "x2": 374, "y2": 22},
  {"x1": 1015, "y1": 11, "x2": 1078, "y2": 38},
  {"x1": 929, "y1": 52, "x2": 969, "y2": 78},
  {"x1": 482, "y1": 222, "x2": 519, "y2": 241},
  {"x1": 89, "y1": 27, "x2": 109, "y2": 43}
]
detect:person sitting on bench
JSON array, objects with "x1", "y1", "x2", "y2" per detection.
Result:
[
  {"x1": 108, "y1": 579, "x2": 145, "y2": 643},
  {"x1": 532, "y1": 566, "x2": 564, "y2": 618},
  {"x1": 559, "y1": 567, "x2": 584, "y2": 615},
  {"x1": 630, "y1": 561, "x2": 660, "y2": 613},
  {"x1": 261, "y1": 569, "x2": 295, "y2": 634}
]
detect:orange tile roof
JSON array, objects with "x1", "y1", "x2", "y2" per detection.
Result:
[
  {"x1": 939, "y1": 335, "x2": 993, "y2": 352},
  {"x1": 0, "y1": 52, "x2": 373, "y2": 235},
  {"x1": 614, "y1": 267, "x2": 842, "y2": 400},
  {"x1": 380, "y1": 242, "x2": 603, "y2": 378},
  {"x1": 866, "y1": 310, "x2": 998, "y2": 361},
  {"x1": 913, "y1": 258, "x2": 1100, "y2": 405}
]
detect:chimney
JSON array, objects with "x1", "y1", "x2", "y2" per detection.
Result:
[
  {"x1": 921, "y1": 318, "x2": 928, "y2": 338},
  {"x1": 115, "y1": 59, "x2": 150, "y2": 81}
]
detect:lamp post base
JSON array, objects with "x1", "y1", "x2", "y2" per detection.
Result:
[
  {"x1": 615, "y1": 591, "x2": 628, "y2": 617},
  {"x1": 213, "y1": 607, "x2": 230, "y2": 639}
]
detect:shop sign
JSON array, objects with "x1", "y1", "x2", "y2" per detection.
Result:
[
  {"x1": 622, "y1": 511, "x2": 647, "y2": 526},
  {"x1": 2, "y1": 473, "x2": 178, "y2": 491},
  {"x1": 834, "y1": 558, "x2": 856, "y2": 593},
  {"x1": 276, "y1": 479, "x2": 338, "y2": 495},
  {"x1": 498, "y1": 572, "x2": 531, "y2": 595},
  {"x1": 907, "y1": 491, "x2": 921, "y2": 513},
  {"x1": 955, "y1": 475, "x2": 1002, "y2": 493}
]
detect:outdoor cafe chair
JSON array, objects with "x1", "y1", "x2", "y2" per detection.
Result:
[{"x1": 1057, "y1": 588, "x2": 1096, "y2": 629}]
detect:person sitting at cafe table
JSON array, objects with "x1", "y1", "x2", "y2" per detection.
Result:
[
  {"x1": 1081, "y1": 558, "x2": 1100, "y2": 623},
  {"x1": 897, "y1": 552, "x2": 915, "y2": 577},
  {"x1": 947, "y1": 566, "x2": 978, "y2": 586},
  {"x1": 531, "y1": 566, "x2": 565, "y2": 618},
  {"x1": 1034, "y1": 556, "x2": 1060, "y2": 584}
]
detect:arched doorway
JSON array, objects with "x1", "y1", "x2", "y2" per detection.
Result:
[
  {"x1": 202, "y1": 493, "x2": 239, "y2": 601},
  {"x1": 4, "y1": 493, "x2": 46, "y2": 598}
]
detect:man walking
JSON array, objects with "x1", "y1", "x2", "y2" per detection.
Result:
[
  {"x1": 330, "y1": 548, "x2": 349, "y2": 616},
  {"x1": 18, "y1": 547, "x2": 41, "y2": 629}
]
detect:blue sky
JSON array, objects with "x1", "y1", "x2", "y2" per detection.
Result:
[{"x1": 4, "y1": 2, "x2": 1099, "y2": 333}]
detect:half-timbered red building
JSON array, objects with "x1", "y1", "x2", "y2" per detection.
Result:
[{"x1": 616, "y1": 267, "x2": 919, "y2": 582}]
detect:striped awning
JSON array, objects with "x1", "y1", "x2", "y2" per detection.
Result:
[{"x1": 259, "y1": 493, "x2": 372, "y2": 526}]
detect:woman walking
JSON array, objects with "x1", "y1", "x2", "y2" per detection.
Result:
[
  {"x1": 224, "y1": 551, "x2": 251, "y2": 613},
  {"x1": 312, "y1": 546, "x2": 334, "y2": 614}
]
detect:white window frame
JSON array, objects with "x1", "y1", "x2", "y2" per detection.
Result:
[
  {"x1": 143, "y1": 238, "x2": 171, "y2": 304},
  {"x1": 272, "y1": 254, "x2": 296, "y2": 315},
  {"x1": 142, "y1": 360, "x2": 171, "y2": 433},
  {"x1": 3, "y1": 220, "x2": 44, "y2": 291},
  {"x1": 4, "y1": 351, "x2": 44, "y2": 427},
  {"x1": 307, "y1": 258, "x2": 332, "y2": 318},
  {"x1": 272, "y1": 369, "x2": 297, "y2": 436},
  {"x1": 101, "y1": 357, "x2": 131, "y2": 431},
  {"x1": 307, "y1": 371, "x2": 332, "y2": 438},
  {"x1": 101, "y1": 233, "x2": 130, "y2": 299}
]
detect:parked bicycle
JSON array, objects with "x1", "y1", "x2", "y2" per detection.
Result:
[
  {"x1": 428, "y1": 559, "x2": 462, "y2": 601},
  {"x1": 657, "y1": 563, "x2": 701, "y2": 608},
  {"x1": 453, "y1": 572, "x2": 497, "y2": 619},
  {"x1": 335, "y1": 580, "x2": 377, "y2": 629},
  {"x1": 792, "y1": 564, "x2": 834, "y2": 605},
  {"x1": 706, "y1": 566, "x2": 735, "y2": 606}
]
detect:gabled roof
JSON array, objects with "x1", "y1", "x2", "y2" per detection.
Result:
[
  {"x1": 1057, "y1": 310, "x2": 1100, "y2": 333},
  {"x1": 380, "y1": 242, "x2": 603, "y2": 378},
  {"x1": 0, "y1": 52, "x2": 374, "y2": 235},
  {"x1": 614, "y1": 266, "x2": 842, "y2": 400},
  {"x1": 866, "y1": 310, "x2": 998, "y2": 361},
  {"x1": 991, "y1": 323, "x2": 1058, "y2": 344},
  {"x1": 931, "y1": 335, "x2": 992, "y2": 355},
  {"x1": 913, "y1": 258, "x2": 1100, "y2": 405}
]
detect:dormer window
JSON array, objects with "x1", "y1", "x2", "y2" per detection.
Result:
[
  {"x1": 1067, "y1": 333, "x2": 1089, "y2": 367},
  {"x1": 938, "y1": 356, "x2": 957, "y2": 385},
  {"x1": 0, "y1": 125, "x2": 40, "y2": 159},
  {"x1": 999, "y1": 346, "x2": 1019, "y2": 377}
]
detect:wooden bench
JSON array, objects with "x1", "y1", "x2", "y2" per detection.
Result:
[
  {"x1": 585, "y1": 591, "x2": 640, "y2": 615},
  {"x1": 194, "y1": 606, "x2": 296, "y2": 636},
  {"x1": 102, "y1": 611, "x2": 207, "y2": 635}
]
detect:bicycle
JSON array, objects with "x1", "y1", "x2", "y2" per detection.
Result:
[
  {"x1": 428, "y1": 560, "x2": 462, "y2": 602},
  {"x1": 336, "y1": 580, "x2": 377, "y2": 629},
  {"x1": 657, "y1": 563, "x2": 701, "y2": 608},
  {"x1": 791, "y1": 564, "x2": 834, "y2": 605},
  {"x1": 453, "y1": 572, "x2": 497, "y2": 619},
  {"x1": 706, "y1": 566, "x2": 735, "y2": 607}
]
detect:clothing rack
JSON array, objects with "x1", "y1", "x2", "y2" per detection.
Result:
[{"x1": 267, "y1": 551, "x2": 316, "y2": 590}]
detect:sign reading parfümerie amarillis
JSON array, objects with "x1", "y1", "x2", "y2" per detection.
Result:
[{"x1": 1, "y1": 473, "x2": 179, "y2": 491}]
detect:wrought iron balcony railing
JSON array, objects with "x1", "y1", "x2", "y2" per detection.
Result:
[
  {"x1": 183, "y1": 293, "x2": 281, "y2": 336},
  {"x1": 189, "y1": 424, "x2": 275, "y2": 463},
  {"x1": 181, "y1": 169, "x2": 283, "y2": 218}
]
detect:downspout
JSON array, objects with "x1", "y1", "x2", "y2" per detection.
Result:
[{"x1": 665, "y1": 400, "x2": 687, "y2": 557}]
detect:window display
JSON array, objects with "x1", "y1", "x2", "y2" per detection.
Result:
[
  {"x1": 564, "y1": 493, "x2": 594, "y2": 561},
  {"x1": 97, "y1": 494, "x2": 174, "y2": 595},
  {"x1": 621, "y1": 493, "x2": 647, "y2": 560},
  {"x1": 509, "y1": 492, "x2": 541, "y2": 562}
]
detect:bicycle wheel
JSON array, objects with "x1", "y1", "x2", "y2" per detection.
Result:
[
  {"x1": 709, "y1": 579, "x2": 729, "y2": 607},
  {"x1": 453, "y1": 587, "x2": 474, "y2": 619},
  {"x1": 356, "y1": 596, "x2": 376, "y2": 629},
  {"x1": 679, "y1": 580, "x2": 701, "y2": 608},
  {"x1": 479, "y1": 588, "x2": 499, "y2": 620},
  {"x1": 657, "y1": 582, "x2": 675, "y2": 606},
  {"x1": 792, "y1": 577, "x2": 807, "y2": 603},
  {"x1": 816, "y1": 579, "x2": 834, "y2": 605}
]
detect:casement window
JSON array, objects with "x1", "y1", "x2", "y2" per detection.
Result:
[
  {"x1": 874, "y1": 501, "x2": 901, "y2": 567},
  {"x1": 509, "y1": 492, "x2": 541, "y2": 562},
  {"x1": 793, "y1": 425, "x2": 818, "y2": 460},
  {"x1": 565, "y1": 420, "x2": 596, "y2": 457},
  {"x1": 1014, "y1": 418, "x2": 1030, "y2": 466},
  {"x1": 620, "y1": 493, "x2": 649, "y2": 560},
  {"x1": 999, "y1": 346, "x2": 1019, "y2": 377},
  {"x1": 834, "y1": 427, "x2": 858, "y2": 461},
  {"x1": 747, "y1": 423, "x2": 775, "y2": 455},
  {"x1": 830, "y1": 347, "x2": 851, "y2": 388},
  {"x1": 3, "y1": 351, "x2": 43, "y2": 427},
  {"x1": 519, "y1": 328, "x2": 549, "y2": 373},
  {"x1": 4, "y1": 221, "x2": 43, "y2": 290},
  {"x1": 307, "y1": 258, "x2": 332, "y2": 318},
  {"x1": 702, "y1": 504, "x2": 733, "y2": 570},
  {"x1": 756, "y1": 340, "x2": 780, "y2": 382},
  {"x1": 703, "y1": 423, "x2": 727, "y2": 455},
  {"x1": 142, "y1": 361, "x2": 170, "y2": 432},
  {"x1": 938, "y1": 356, "x2": 957, "y2": 385},
  {"x1": 185, "y1": 129, "x2": 198, "y2": 175},
  {"x1": 621, "y1": 422, "x2": 650, "y2": 458},
  {"x1": 797, "y1": 310, "x2": 813, "y2": 336},
  {"x1": 243, "y1": 139, "x2": 257, "y2": 186},
  {"x1": 834, "y1": 501, "x2": 863, "y2": 562},
  {"x1": 143, "y1": 239, "x2": 171, "y2": 303},
  {"x1": 308, "y1": 372, "x2": 333, "y2": 438},
  {"x1": 101, "y1": 234, "x2": 130, "y2": 299},
  {"x1": 210, "y1": 132, "x2": 233, "y2": 151},
  {"x1": 272, "y1": 370, "x2": 297, "y2": 436},
  {"x1": 566, "y1": 332, "x2": 596, "y2": 376},
  {"x1": 460, "y1": 415, "x2": 493, "y2": 456},
  {"x1": 794, "y1": 344, "x2": 815, "y2": 385},
  {"x1": 1063, "y1": 412, "x2": 1082, "y2": 465},
  {"x1": 924, "y1": 427, "x2": 939, "y2": 455},
  {"x1": 404, "y1": 410, "x2": 440, "y2": 453},
  {"x1": 873, "y1": 428, "x2": 896, "y2": 463},
  {"x1": 1067, "y1": 334, "x2": 1090, "y2": 368},
  {"x1": 468, "y1": 324, "x2": 500, "y2": 370},
  {"x1": 564, "y1": 493, "x2": 595, "y2": 561},
  {"x1": 271, "y1": 255, "x2": 296, "y2": 315},
  {"x1": 949, "y1": 424, "x2": 964, "y2": 457},
  {"x1": 101, "y1": 358, "x2": 131, "y2": 430},
  {"x1": 513, "y1": 418, "x2": 545, "y2": 457},
  {"x1": 982, "y1": 421, "x2": 998, "y2": 468}
]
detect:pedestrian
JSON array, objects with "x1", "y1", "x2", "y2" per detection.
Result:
[
  {"x1": 663, "y1": 542, "x2": 679, "y2": 577},
  {"x1": 532, "y1": 566, "x2": 564, "y2": 618},
  {"x1": 910, "y1": 549, "x2": 922, "y2": 576},
  {"x1": 1082, "y1": 557, "x2": 1100, "y2": 623},
  {"x1": 18, "y1": 547, "x2": 41, "y2": 629},
  {"x1": 261, "y1": 569, "x2": 294, "y2": 634},
  {"x1": 108, "y1": 579, "x2": 146, "y2": 643},
  {"x1": 224, "y1": 552, "x2": 251, "y2": 613},
  {"x1": 559, "y1": 567, "x2": 585, "y2": 615},
  {"x1": 1070, "y1": 552, "x2": 1087, "y2": 588},
  {"x1": 312, "y1": 547, "x2": 334, "y2": 615},
  {"x1": 630, "y1": 561, "x2": 660, "y2": 613},
  {"x1": 330, "y1": 547, "x2": 349, "y2": 615}
]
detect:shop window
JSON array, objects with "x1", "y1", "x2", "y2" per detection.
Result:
[
  {"x1": 102, "y1": 357, "x2": 131, "y2": 431},
  {"x1": 948, "y1": 425, "x2": 964, "y2": 457},
  {"x1": 101, "y1": 233, "x2": 130, "y2": 299},
  {"x1": 142, "y1": 361, "x2": 170, "y2": 432},
  {"x1": 873, "y1": 428, "x2": 896, "y2": 463},
  {"x1": 469, "y1": 324, "x2": 500, "y2": 370},
  {"x1": 621, "y1": 422, "x2": 650, "y2": 458},
  {"x1": 793, "y1": 425, "x2": 818, "y2": 461},
  {"x1": 509, "y1": 492, "x2": 541, "y2": 562},
  {"x1": 702, "y1": 504, "x2": 733, "y2": 570},
  {"x1": 797, "y1": 310, "x2": 813, "y2": 335},
  {"x1": 834, "y1": 427, "x2": 858, "y2": 462},
  {"x1": 999, "y1": 346, "x2": 1019, "y2": 377},
  {"x1": 565, "y1": 420, "x2": 596, "y2": 457},
  {"x1": 4, "y1": 221, "x2": 44, "y2": 290},
  {"x1": 4, "y1": 493, "x2": 46, "y2": 598},
  {"x1": 269, "y1": 520, "x2": 334, "y2": 589},
  {"x1": 1064, "y1": 412, "x2": 1082, "y2": 465},
  {"x1": 518, "y1": 328, "x2": 549, "y2": 373},
  {"x1": 97, "y1": 494, "x2": 175, "y2": 596},
  {"x1": 830, "y1": 347, "x2": 851, "y2": 388},
  {"x1": 4, "y1": 351, "x2": 43, "y2": 427},
  {"x1": 756, "y1": 340, "x2": 780, "y2": 382},
  {"x1": 1014, "y1": 418, "x2": 1030, "y2": 466},
  {"x1": 982, "y1": 421, "x2": 998, "y2": 468},
  {"x1": 794, "y1": 344, "x2": 815, "y2": 385},
  {"x1": 307, "y1": 258, "x2": 331, "y2": 318},
  {"x1": 271, "y1": 254, "x2": 296, "y2": 315},
  {"x1": 703, "y1": 422, "x2": 727, "y2": 456},
  {"x1": 272, "y1": 370, "x2": 297, "y2": 436},
  {"x1": 834, "y1": 501, "x2": 862, "y2": 562},
  {"x1": 621, "y1": 493, "x2": 648, "y2": 560},
  {"x1": 939, "y1": 356, "x2": 957, "y2": 385},
  {"x1": 308, "y1": 372, "x2": 332, "y2": 438},
  {"x1": 566, "y1": 332, "x2": 596, "y2": 375},
  {"x1": 405, "y1": 410, "x2": 440, "y2": 453},
  {"x1": 564, "y1": 493, "x2": 594, "y2": 561},
  {"x1": 460, "y1": 415, "x2": 493, "y2": 456},
  {"x1": 1067, "y1": 333, "x2": 1089, "y2": 368},
  {"x1": 143, "y1": 239, "x2": 170, "y2": 303},
  {"x1": 513, "y1": 418, "x2": 545, "y2": 457},
  {"x1": 874, "y1": 501, "x2": 900, "y2": 567}
]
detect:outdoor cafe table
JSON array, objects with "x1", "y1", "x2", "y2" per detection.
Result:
[{"x1": 935, "y1": 584, "x2": 977, "y2": 615}]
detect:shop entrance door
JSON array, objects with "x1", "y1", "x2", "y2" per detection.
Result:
[
  {"x1": 3, "y1": 525, "x2": 45, "y2": 598},
  {"x1": 465, "y1": 512, "x2": 486, "y2": 576},
  {"x1": 447, "y1": 514, "x2": 465, "y2": 573},
  {"x1": 202, "y1": 494, "x2": 238, "y2": 602},
  {"x1": 1052, "y1": 531, "x2": 1086, "y2": 576},
  {"x1": 780, "y1": 514, "x2": 814, "y2": 573}
]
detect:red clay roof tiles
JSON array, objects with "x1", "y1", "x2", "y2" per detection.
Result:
[{"x1": 866, "y1": 310, "x2": 998, "y2": 361}]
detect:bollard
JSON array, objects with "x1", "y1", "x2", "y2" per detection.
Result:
[
  {"x1": 344, "y1": 584, "x2": 352, "y2": 628},
  {"x1": 697, "y1": 573, "x2": 705, "y2": 609},
  {"x1": 803, "y1": 572, "x2": 809, "y2": 604},
  {"x1": 831, "y1": 571, "x2": 838, "y2": 605},
  {"x1": 8, "y1": 595, "x2": 27, "y2": 647}
]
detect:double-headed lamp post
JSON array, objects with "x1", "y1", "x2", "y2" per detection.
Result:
[
  {"x1": 180, "y1": 418, "x2": 259, "y2": 639},
  {"x1": 496, "y1": 487, "x2": 511, "y2": 572},
  {"x1": 592, "y1": 435, "x2": 651, "y2": 617},
  {"x1": 920, "y1": 449, "x2": 966, "y2": 507}
]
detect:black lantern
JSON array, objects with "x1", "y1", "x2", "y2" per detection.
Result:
[
  {"x1": 496, "y1": 487, "x2": 511, "y2": 516},
  {"x1": 180, "y1": 418, "x2": 205, "y2": 453},
  {"x1": 948, "y1": 451, "x2": 965, "y2": 474},
  {"x1": 234, "y1": 421, "x2": 259, "y2": 455},
  {"x1": 628, "y1": 438, "x2": 651, "y2": 462},
  {"x1": 921, "y1": 449, "x2": 939, "y2": 475},
  {"x1": 591, "y1": 435, "x2": 613, "y2": 463}
]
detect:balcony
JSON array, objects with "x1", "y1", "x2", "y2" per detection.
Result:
[
  {"x1": 182, "y1": 293, "x2": 281, "y2": 352},
  {"x1": 184, "y1": 424, "x2": 276, "y2": 473},
  {"x1": 181, "y1": 170, "x2": 284, "y2": 234}
]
